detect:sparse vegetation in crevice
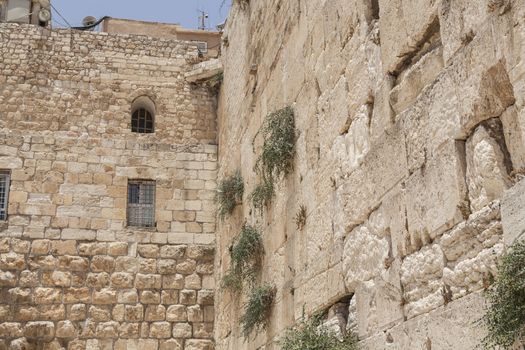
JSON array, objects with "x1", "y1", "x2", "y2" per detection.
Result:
[
  {"x1": 255, "y1": 106, "x2": 296, "y2": 180},
  {"x1": 481, "y1": 240, "x2": 525, "y2": 349},
  {"x1": 294, "y1": 204, "x2": 307, "y2": 230},
  {"x1": 250, "y1": 177, "x2": 274, "y2": 212},
  {"x1": 240, "y1": 283, "x2": 276, "y2": 339},
  {"x1": 205, "y1": 71, "x2": 223, "y2": 94},
  {"x1": 280, "y1": 315, "x2": 359, "y2": 350},
  {"x1": 222, "y1": 224, "x2": 263, "y2": 293},
  {"x1": 280, "y1": 313, "x2": 359, "y2": 350},
  {"x1": 250, "y1": 106, "x2": 296, "y2": 212},
  {"x1": 216, "y1": 170, "x2": 244, "y2": 220}
]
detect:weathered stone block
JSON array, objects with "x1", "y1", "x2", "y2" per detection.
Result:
[
  {"x1": 160, "y1": 245, "x2": 186, "y2": 259},
  {"x1": 172, "y1": 323, "x2": 192, "y2": 338},
  {"x1": 24, "y1": 321, "x2": 54, "y2": 340},
  {"x1": 135, "y1": 274, "x2": 162, "y2": 289},
  {"x1": 185, "y1": 339, "x2": 214, "y2": 350},
  {"x1": 166, "y1": 305, "x2": 187, "y2": 322},
  {"x1": 119, "y1": 322, "x2": 140, "y2": 339},
  {"x1": 405, "y1": 141, "x2": 468, "y2": 251},
  {"x1": 56, "y1": 320, "x2": 77, "y2": 338},
  {"x1": 96, "y1": 321, "x2": 119, "y2": 338},
  {"x1": 34, "y1": 288, "x2": 62, "y2": 304},
  {"x1": 149, "y1": 322, "x2": 171, "y2": 339},
  {"x1": 92, "y1": 289, "x2": 117, "y2": 305},
  {"x1": 43, "y1": 271, "x2": 71, "y2": 287},
  {"x1": 111, "y1": 272, "x2": 134, "y2": 288},
  {"x1": 145, "y1": 305, "x2": 166, "y2": 321},
  {"x1": 91, "y1": 256, "x2": 115, "y2": 273},
  {"x1": 180, "y1": 290, "x2": 197, "y2": 305},
  {"x1": 0, "y1": 271, "x2": 17, "y2": 287},
  {"x1": 137, "y1": 244, "x2": 160, "y2": 258},
  {"x1": 125, "y1": 304, "x2": 144, "y2": 322},
  {"x1": 163, "y1": 274, "x2": 184, "y2": 289},
  {"x1": 108, "y1": 242, "x2": 128, "y2": 256},
  {"x1": 502, "y1": 179, "x2": 525, "y2": 244},
  {"x1": 64, "y1": 288, "x2": 90, "y2": 304}
]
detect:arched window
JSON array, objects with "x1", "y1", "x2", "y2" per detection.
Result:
[{"x1": 131, "y1": 96, "x2": 155, "y2": 133}]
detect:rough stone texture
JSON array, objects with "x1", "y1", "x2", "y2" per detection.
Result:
[
  {"x1": 0, "y1": 23, "x2": 216, "y2": 349},
  {"x1": 215, "y1": 0, "x2": 525, "y2": 349}
]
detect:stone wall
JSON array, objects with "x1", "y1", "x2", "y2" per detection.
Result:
[
  {"x1": 215, "y1": 0, "x2": 525, "y2": 349},
  {"x1": 0, "y1": 23, "x2": 217, "y2": 349}
]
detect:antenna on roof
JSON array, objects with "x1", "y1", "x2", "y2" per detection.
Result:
[{"x1": 197, "y1": 10, "x2": 208, "y2": 30}]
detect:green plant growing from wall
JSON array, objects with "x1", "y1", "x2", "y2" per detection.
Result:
[
  {"x1": 256, "y1": 106, "x2": 296, "y2": 180},
  {"x1": 216, "y1": 170, "x2": 244, "y2": 220},
  {"x1": 222, "y1": 224, "x2": 263, "y2": 293},
  {"x1": 205, "y1": 71, "x2": 223, "y2": 94},
  {"x1": 240, "y1": 283, "x2": 276, "y2": 339},
  {"x1": 481, "y1": 240, "x2": 525, "y2": 349},
  {"x1": 250, "y1": 177, "x2": 274, "y2": 212},
  {"x1": 280, "y1": 313, "x2": 359, "y2": 350},
  {"x1": 294, "y1": 204, "x2": 307, "y2": 230},
  {"x1": 250, "y1": 106, "x2": 296, "y2": 211}
]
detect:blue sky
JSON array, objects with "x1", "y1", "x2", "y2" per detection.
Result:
[{"x1": 51, "y1": 0, "x2": 231, "y2": 30}]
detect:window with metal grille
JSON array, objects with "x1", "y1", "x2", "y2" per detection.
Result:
[
  {"x1": 0, "y1": 171, "x2": 10, "y2": 221},
  {"x1": 127, "y1": 180, "x2": 156, "y2": 228},
  {"x1": 131, "y1": 108, "x2": 154, "y2": 133}
]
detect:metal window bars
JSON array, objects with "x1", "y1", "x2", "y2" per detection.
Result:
[
  {"x1": 127, "y1": 180, "x2": 156, "y2": 228},
  {"x1": 0, "y1": 171, "x2": 10, "y2": 221},
  {"x1": 131, "y1": 108, "x2": 154, "y2": 133}
]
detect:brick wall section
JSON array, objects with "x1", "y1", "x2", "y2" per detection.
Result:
[
  {"x1": 0, "y1": 23, "x2": 218, "y2": 349},
  {"x1": 0, "y1": 238, "x2": 214, "y2": 349}
]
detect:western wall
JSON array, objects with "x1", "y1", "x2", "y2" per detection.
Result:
[{"x1": 215, "y1": 0, "x2": 525, "y2": 349}]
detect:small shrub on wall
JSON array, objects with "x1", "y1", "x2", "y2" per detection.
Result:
[
  {"x1": 255, "y1": 106, "x2": 296, "y2": 180},
  {"x1": 240, "y1": 284, "x2": 276, "y2": 339},
  {"x1": 250, "y1": 178, "x2": 274, "y2": 212},
  {"x1": 216, "y1": 171, "x2": 244, "y2": 220},
  {"x1": 250, "y1": 106, "x2": 296, "y2": 211},
  {"x1": 222, "y1": 224, "x2": 263, "y2": 293},
  {"x1": 280, "y1": 314, "x2": 359, "y2": 350},
  {"x1": 482, "y1": 241, "x2": 525, "y2": 349}
]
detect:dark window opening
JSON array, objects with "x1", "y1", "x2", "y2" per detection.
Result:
[
  {"x1": 127, "y1": 180, "x2": 156, "y2": 227},
  {"x1": 0, "y1": 171, "x2": 10, "y2": 221},
  {"x1": 132, "y1": 108, "x2": 154, "y2": 133}
]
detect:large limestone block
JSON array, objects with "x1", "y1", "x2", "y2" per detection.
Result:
[
  {"x1": 379, "y1": 0, "x2": 440, "y2": 73},
  {"x1": 354, "y1": 260, "x2": 404, "y2": 338},
  {"x1": 329, "y1": 104, "x2": 371, "y2": 180},
  {"x1": 0, "y1": 156, "x2": 22, "y2": 169},
  {"x1": 405, "y1": 141, "x2": 468, "y2": 250},
  {"x1": 336, "y1": 122, "x2": 408, "y2": 233},
  {"x1": 390, "y1": 46, "x2": 444, "y2": 115},
  {"x1": 453, "y1": 60, "x2": 516, "y2": 137},
  {"x1": 439, "y1": 0, "x2": 496, "y2": 62},
  {"x1": 466, "y1": 121, "x2": 512, "y2": 212},
  {"x1": 401, "y1": 71, "x2": 460, "y2": 173},
  {"x1": 401, "y1": 244, "x2": 445, "y2": 319},
  {"x1": 441, "y1": 202, "x2": 503, "y2": 298},
  {"x1": 360, "y1": 291, "x2": 487, "y2": 350},
  {"x1": 343, "y1": 225, "x2": 389, "y2": 289},
  {"x1": 501, "y1": 106, "x2": 525, "y2": 170},
  {"x1": 502, "y1": 178, "x2": 525, "y2": 244}
]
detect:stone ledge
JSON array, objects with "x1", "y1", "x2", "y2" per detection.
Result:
[{"x1": 185, "y1": 59, "x2": 223, "y2": 83}]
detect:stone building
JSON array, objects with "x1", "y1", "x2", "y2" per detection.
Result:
[
  {"x1": 0, "y1": 8, "x2": 219, "y2": 349},
  {"x1": 1, "y1": 0, "x2": 525, "y2": 349}
]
